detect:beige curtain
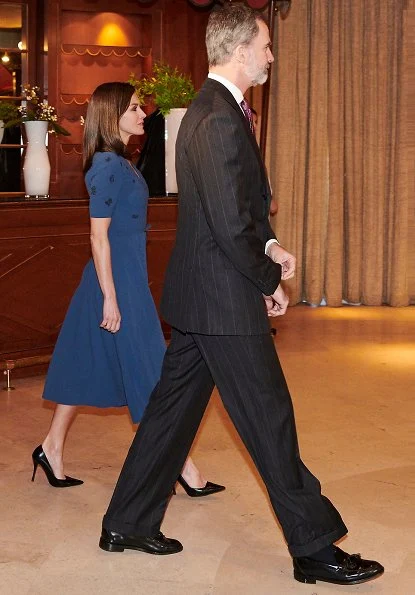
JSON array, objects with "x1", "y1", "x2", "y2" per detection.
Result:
[{"x1": 266, "y1": 0, "x2": 414, "y2": 306}]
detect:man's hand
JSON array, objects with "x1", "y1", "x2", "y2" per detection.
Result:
[
  {"x1": 266, "y1": 243, "x2": 296, "y2": 280},
  {"x1": 264, "y1": 285, "x2": 289, "y2": 317},
  {"x1": 263, "y1": 294, "x2": 274, "y2": 315}
]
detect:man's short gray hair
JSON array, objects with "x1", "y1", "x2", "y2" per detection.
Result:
[{"x1": 206, "y1": 3, "x2": 263, "y2": 67}]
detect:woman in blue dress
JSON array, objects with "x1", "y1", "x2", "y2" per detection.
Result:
[{"x1": 32, "y1": 82, "x2": 224, "y2": 497}]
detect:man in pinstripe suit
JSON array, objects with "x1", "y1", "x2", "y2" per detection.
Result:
[{"x1": 100, "y1": 3, "x2": 383, "y2": 586}]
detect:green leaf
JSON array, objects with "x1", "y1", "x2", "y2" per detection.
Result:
[
  {"x1": 51, "y1": 122, "x2": 71, "y2": 136},
  {"x1": 3, "y1": 117, "x2": 22, "y2": 129},
  {"x1": 129, "y1": 62, "x2": 196, "y2": 116}
]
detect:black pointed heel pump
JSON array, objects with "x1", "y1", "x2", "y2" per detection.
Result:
[
  {"x1": 177, "y1": 475, "x2": 225, "y2": 498},
  {"x1": 31, "y1": 445, "x2": 83, "y2": 488}
]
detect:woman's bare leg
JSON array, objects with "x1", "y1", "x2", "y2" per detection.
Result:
[
  {"x1": 41, "y1": 408, "x2": 206, "y2": 485},
  {"x1": 41, "y1": 404, "x2": 78, "y2": 479},
  {"x1": 181, "y1": 455, "x2": 207, "y2": 488}
]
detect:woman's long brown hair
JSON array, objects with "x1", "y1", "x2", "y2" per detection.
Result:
[{"x1": 83, "y1": 82, "x2": 135, "y2": 174}]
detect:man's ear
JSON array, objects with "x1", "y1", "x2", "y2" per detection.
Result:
[{"x1": 234, "y1": 44, "x2": 247, "y2": 64}]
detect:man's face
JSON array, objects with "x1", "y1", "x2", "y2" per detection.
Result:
[{"x1": 245, "y1": 19, "x2": 274, "y2": 86}]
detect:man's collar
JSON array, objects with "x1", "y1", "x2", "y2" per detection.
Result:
[{"x1": 208, "y1": 72, "x2": 244, "y2": 105}]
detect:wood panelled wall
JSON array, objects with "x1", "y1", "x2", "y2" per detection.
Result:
[
  {"x1": 0, "y1": 1, "x2": 208, "y2": 375},
  {"x1": 43, "y1": 0, "x2": 210, "y2": 199},
  {"x1": 0, "y1": 199, "x2": 178, "y2": 366}
]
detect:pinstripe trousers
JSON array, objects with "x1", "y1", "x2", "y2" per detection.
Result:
[{"x1": 103, "y1": 328, "x2": 347, "y2": 557}]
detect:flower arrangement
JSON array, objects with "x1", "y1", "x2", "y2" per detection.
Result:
[
  {"x1": 4, "y1": 84, "x2": 70, "y2": 136},
  {"x1": 128, "y1": 62, "x2": 196, "y2": 117}
]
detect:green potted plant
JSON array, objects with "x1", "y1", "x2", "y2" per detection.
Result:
[
  {"x1": 0, "y1": 101, "x2": 20, "y2": 143},
  {"x1": 128, "y1": 62, "x2": 196, "y2": 116},
  {"x1": 129, "y1": 63, "x2": 196, "y2": 194},
  {"x1": 0, "y1": 101, "x2": 19, "y2": 123}
]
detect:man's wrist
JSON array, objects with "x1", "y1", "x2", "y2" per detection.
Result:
[{"x1": 265, "y1": 238, "x2": 280, "y2": 256}]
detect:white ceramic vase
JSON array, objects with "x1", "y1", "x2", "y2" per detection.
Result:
[
  {"x1": 0, "y1": 120, "x2": 4, "y2": 144},
  {"x1": 23, "y1": 120, "x2": 51, "y2": 199},
  {"x1": 164, "y1": 108, "x2": 187, "y2": 194}
]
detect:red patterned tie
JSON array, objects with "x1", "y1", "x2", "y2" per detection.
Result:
[{"x1": 240, "y1": 98, "x2": 254, "y2": 134}]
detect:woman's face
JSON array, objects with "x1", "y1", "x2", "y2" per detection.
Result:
[{"x1": 119, "y1": 93, "x2": 146, "y2": 144}]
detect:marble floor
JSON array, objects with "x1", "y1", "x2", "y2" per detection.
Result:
[{"x1": 1, "y1": 305, "x2": 414, "y2": 595}]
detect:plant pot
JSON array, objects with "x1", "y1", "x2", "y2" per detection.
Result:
[
  {"x1": 23, "y1": 120, "x2": 51, "y2": 200},
  {"x1": 164, "y1": 108, "x2": 187, "y2": 194},
  {"x1": 0, "y1": 120, "x2": 4, "y2": 144}
]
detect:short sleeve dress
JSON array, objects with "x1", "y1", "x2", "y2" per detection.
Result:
[{"x1": 42, "y1": 152, "x2": 166, "y2": 423}]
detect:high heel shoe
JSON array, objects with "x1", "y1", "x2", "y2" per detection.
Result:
[
  {"x1": 31, "y1": 445, "x2": 83, "y2": 488},
  {"x1": 177, "y1": 475, "x2": 225, "y2": 497}
]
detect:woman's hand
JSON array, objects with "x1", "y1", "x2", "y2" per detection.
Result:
[
  {"x1": 90, "y1": 217, "x2": 120, "y2": 333},
  {"x1": 101, "y1": 295, "x2": 121, "y2": 333}
]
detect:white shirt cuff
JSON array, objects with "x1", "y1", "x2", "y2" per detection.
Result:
[{"x1": 265, "y1": 238, "x2": 280, "y2": 256}]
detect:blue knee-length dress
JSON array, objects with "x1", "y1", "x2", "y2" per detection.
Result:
[{"x1": 42, "y1": 151, "x2": 165, "y2": 423}]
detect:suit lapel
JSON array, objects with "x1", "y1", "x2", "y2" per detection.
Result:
[{"x1": 201, "y1": 79, "x2": 270, "y2": 200}]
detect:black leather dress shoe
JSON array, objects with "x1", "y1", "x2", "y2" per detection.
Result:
[
  {"x1": 99, "y1": 528, "x2": 183, "y2": 555},
  {"x1": 293, "y1": 546, "x2": 384, "y2": 585}
]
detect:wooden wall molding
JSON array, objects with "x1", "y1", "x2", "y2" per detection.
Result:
[{"x1": 0, "y1": 198, "x2": 178, "y2": 373}]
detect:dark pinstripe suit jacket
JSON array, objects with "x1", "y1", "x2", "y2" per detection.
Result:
[{"x1": 160, "y1": 78, "x2": 282, "y2": 335}]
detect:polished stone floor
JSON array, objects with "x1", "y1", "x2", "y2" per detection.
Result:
[{"x1": 1, "y1": 305, "x2": 414, "y2": 595}]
